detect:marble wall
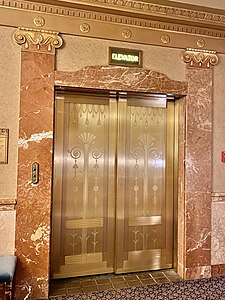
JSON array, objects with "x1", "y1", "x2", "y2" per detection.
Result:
[
  {"x1": 55, "y1": 66, "x2": 187, "y2": 94},
  {"x1": 1, "y1": 27, "x2": 225, "y2": 299}
]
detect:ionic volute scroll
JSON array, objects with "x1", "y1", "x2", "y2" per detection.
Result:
[
  {"x1": 13, "y1": 27, "x2": 63, "y2": 53},
  {"x1": 181, "y1": 48, "x2": 219, "y2": 68}
]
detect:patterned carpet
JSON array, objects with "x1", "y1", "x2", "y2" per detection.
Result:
[{"x1": 50, "y1": 276, "x2": 225, "y2": 300}]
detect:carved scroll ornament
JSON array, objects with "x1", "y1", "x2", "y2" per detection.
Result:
[
  {"x1": 181, "y1": 48, "x2": 219, "y2": 68},
  {"x1": 13, "y1": 27, "x2": 63, "y2": 53}
]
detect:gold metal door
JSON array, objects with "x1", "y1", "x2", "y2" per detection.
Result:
[
  {"x1": 51, "y1": 90, "x2": 174, "y2": 279},
  {"x1": 115, "y1": 93, "x2": 174, "y2": 273},
  {"x1": 51, "y1": 92, "x2": 117, "y2": 278}
]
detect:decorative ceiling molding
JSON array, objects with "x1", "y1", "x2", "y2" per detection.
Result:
[
  {"x1": 1, "y1": 0, "x2": 225, "y2": 39},
  {"x1": 1, "y1": 0, "x2": 225, "y2": 52},
  {"x1": 13, "y1": 27, "x2": 63, "y2": 53},
  {"x1": 1, "y1": 0, "x2": 225, "y2": 29},
  {"x1": 63, "y1": 0, "x2": 225, "y2": 26},
  {"x1": 181, "y1": 48, "x2": 219, "y2": 68}
]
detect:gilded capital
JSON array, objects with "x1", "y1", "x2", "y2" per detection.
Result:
[
  {"x1": 13, "y1": 27, "x2": 63, "y2": 53},
  {"x1": 181, "y1": 48, "x2": 218, "y2": 68}
]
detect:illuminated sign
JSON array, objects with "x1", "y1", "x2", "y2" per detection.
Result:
[{"x1": 109, "y1": 47, "x2": 142, "y2": 67}]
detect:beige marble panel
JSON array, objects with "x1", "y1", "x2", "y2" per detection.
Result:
[
  {"x1": 212, "y1": 200, "x2": 225, "y2": 265},
  {"x1": 0, "y1": 26, "x2": 20, "y2": 199},
  {"x1": 56, "y1": 35, "x2": 186, "y2": 82},
  {"x1": 0, "y1": 210, "x2": 16, "y2": 255},
  {"x1": 213, "y1": 54, "x2": 225, "y2": 193}
]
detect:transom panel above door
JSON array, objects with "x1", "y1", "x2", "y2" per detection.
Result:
[{"x1": 51, "y1": 90, "x2": 175, "y2": 279}]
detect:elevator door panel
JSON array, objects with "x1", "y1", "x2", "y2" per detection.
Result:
[
  {"x1": 51, "y1": 94, "x2": 116, "y2": 278},
  {"x1": 51, "y1": 92, "x2": 174, "y2": 279},
  {"x1": 116, "y1": 97, "x2": 173, "y2": 273}
]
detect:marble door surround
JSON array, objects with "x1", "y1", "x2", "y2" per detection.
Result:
[{"x1": 13, "y1": 27, "x2": 221, "y2": 299}]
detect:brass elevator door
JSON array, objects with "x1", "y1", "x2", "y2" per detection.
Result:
[{"x1": 51, "y1": 91, "x2": 174, "y2": 279}]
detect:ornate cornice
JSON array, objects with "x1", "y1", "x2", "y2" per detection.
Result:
[
  {"x1": 13, "y1": 27, "x2": 63, "y2": 53},
  {"x1": 181, "y1": 48, "x2": 219, "y2": 68},
  {"x1": 1, "y1": 0, "x2": 225, "y2": 52},
  {"x1": 2, "y1": 0, "x2": 225, "y2": 28},
  {"x1": 1, "y1": 0, "x2": 225, "y2": 39},
  {"x1": 68, "y1": 0, "x2": 225, "y2": 26}
]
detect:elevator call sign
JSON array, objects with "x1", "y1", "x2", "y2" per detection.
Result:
[{"x1": 109, "y1": 47, "x2": 142, "y2": 67}]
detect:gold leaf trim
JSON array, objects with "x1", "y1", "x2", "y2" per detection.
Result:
[
  {"x1": 181, "y1": 48, "x2": 219, "y2": 68},
  {"x1": 13, "y1": 27, "x2": 63, "y2": 52}
]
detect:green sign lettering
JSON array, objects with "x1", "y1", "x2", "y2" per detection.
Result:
[{"x1": 109, "y1": 47, "x2": 142, "y2": 67}]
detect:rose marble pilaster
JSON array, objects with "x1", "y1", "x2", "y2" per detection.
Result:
[
  {"x1": 14, "y1": 28, "x2": 62, "y2": 299},
  {"x1": 185, "y1": 69, "x2": 212, "y2": 279},
  {"x1": 181, "y1": 48, "x2": 216, "y2": 279}
]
